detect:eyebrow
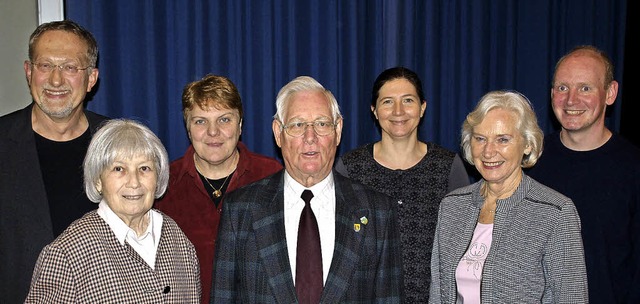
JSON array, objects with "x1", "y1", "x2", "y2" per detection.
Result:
[
  {"x1": 472, "y1": 132, "x2": 514, "y2": 138},
  {"x1": 287, "y1": 116, "x2": 332, "y2": 122},
  {"x1": 191, "y1": 111, "x2": 238, "y2": 118},
  {"x1": 379, "y1": 94, "x2": 418, "y2": 100}
]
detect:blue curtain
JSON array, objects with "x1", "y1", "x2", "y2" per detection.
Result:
[{"x1": 66, "y1": 0, "x2": 627, "y2": 162}]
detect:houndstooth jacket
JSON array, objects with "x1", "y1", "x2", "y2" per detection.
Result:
[
  {"x1": 25, "y1": 210, "x2": 201, "y2": 303},
  {"x1": 429, "y1": 174, "x2": 588, "y2": 303}
]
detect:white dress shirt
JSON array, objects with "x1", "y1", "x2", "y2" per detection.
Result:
[
  {"x1": 284, "y1": 171, "x2": 336, "y2": 285},
  {"x1": 97, "y1": 200, "x2": 163, "y2": 269}
]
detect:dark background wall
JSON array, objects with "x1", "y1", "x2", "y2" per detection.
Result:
[
  {"x1": 620, "y1": 0, "x2": 637, "y2": 147},
  {"x1": 63, "y1": 1, "x2": 633, "y2": 161}
]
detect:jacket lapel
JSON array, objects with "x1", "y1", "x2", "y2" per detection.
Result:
[
  {"x1": 252, "y1": 172, "x2": 298, "y2": 303},
  {"x1": 9, "y1": 105, "x2": 53, "y2": 237},
  {"x1": 321, "y1": 174, "x2": 366, "y2": 302}
]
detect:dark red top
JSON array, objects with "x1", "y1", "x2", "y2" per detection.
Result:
[{"x1": 155, "y1": 142, "x2": 283, "y2": 303}]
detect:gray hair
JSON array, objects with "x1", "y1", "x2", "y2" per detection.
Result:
[
  {"x1": 461, "y1": 91, "x2": 543, "y2": 168},
  {"x1": 83, "y1": 119, "x2": 170, "y2": 202},
  {"x1": 29, "y1": 20, "x2": 99, "y2": 68},
  {"x1": 273, "y1": 76, "x2": 342, "y2": 124}
]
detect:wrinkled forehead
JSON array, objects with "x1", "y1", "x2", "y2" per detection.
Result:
[
  {"x1": 33, "y1": 30, "x2": 89, "y2": 60},
  {"x1": 284, "y1": 91, "x2": 332, "y2": 121}
]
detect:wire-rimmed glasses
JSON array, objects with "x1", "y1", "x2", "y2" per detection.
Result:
[
  {"x1": 30, "y1": 62, "x2": 91, "y2": 76},
  {"x1": 281, "y1": 120, "x2": 336, "y2": 137}
]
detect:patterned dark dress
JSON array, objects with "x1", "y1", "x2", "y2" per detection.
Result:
[{"x1": 335, "y1": 142, "x2": 468, "y2": 303}]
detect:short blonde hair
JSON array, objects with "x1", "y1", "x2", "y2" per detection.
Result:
[
  {"x1": 181, "y1": 74, "x2": 243, "y2": 125},
  {"x1": 460, "y1": 91, "x2": 543, "y2": 168}
]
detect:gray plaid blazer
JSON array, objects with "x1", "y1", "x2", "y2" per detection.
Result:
[
  {"x1": 25, "y1": 210, "x2": 201, "y2": 303},
  {"x1": 211, "y1": 170, "x2": 403, "y2": 303}
]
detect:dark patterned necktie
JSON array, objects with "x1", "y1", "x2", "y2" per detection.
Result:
[{"x1": 295, "y1": 189, "x2": 323, "y2": 303}]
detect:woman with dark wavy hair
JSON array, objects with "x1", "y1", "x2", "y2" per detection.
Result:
[{"x1": 335, "y1": 66, "x2": 469, "y2": 302}]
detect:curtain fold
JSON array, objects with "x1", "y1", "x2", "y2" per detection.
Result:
[{"x1": 66, "y1": 0, "x2": 627, "y2": 161}]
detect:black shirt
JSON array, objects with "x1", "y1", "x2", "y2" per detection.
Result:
[{"x1": 35, "y1": 129, "x2": 96, "y2": 236}]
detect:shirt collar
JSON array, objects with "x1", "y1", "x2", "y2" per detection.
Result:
[
  {"x1": 97, "y1": 200, "x2": 160, "y2": 246},
  {"x1": 285, "y1": 170, "x2": 333, "y2": 191},
  {"x1": 284, "y1": 171, "x2": 335, "y2": 208}
]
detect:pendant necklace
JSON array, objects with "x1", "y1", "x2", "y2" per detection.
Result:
[
  {"x1": 204, "y1": 173, "x2": 231, "y2": 198},
  {"x1": 195, "y1": 160, "x2": 233, "y2": 199}
]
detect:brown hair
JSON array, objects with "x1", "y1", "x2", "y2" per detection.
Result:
[
  {"x1": 29, "y1": 20, "x2": 98, "y2": 67},
  {"x1": 181, "y1": 74, "x2": 243, "y2": 123}
]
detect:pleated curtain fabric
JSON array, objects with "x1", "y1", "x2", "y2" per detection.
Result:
[{"x1": 295, "y1": 189, "x2": 323, "y2": 303}]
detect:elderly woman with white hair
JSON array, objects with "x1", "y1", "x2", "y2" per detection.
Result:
[
  {"x1": 25, "y1": 119, "x2": 201, "y2": 303},
  {"x1": 429, "y1": 91, "x2": 588, "y2": 303}
]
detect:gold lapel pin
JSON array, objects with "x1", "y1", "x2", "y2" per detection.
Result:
[{"x1": 354, "y1": 223, "x2": 361, "y2": 232}]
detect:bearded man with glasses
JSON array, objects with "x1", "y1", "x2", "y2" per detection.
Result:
[{"x1": 0, "y1": 20, "x2": 108, "y2": 303}]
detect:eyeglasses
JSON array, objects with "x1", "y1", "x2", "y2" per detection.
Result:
[
  {"x1": 281, "y1": 120, "x2": 336, "y2": 137},
  {"x1": 31, "y1": 62, "x2": 91, "y2": 76}
]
